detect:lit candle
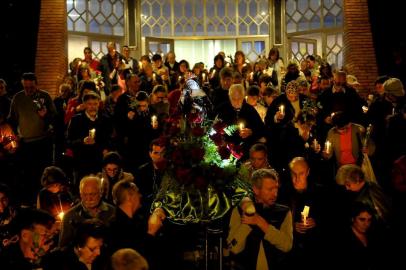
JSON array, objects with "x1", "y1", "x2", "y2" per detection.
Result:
[
  {"x1": 211, "y1": 69, "x2": 216, "y2": 78},
  {"x1": 152, "y1": 73, "x2": 156, "y2": 82},
  {"x1": 301, "y1": 205, "x2": 310, "y2": 225},
  {"x1": 89, "y1": 128, "x2": 96, "y2": 139},
  {"x1": 58, "y1": 211, "x2": 65, "y2": 221},
  {"x1": 202, "y1": 73, "x2": 206, "y2": 82},
  {"x1": 178, "y1": 75, "x2": 182, "y2": 82},
  {"x1": 279, "y1": 105, "x2": 285, "y2": 115},
  {"x1": 239, "y1": 122, "x2": 244, "y2": 131},
  {"x1": 151, "y1": 115, "x2": 158, "y2": 128},
  {"x1": 250, "y1": 72, "x2": 254, "y2": 80},
  {"x1": 324, "y1": 140, "x2": 331, "y2": 154},
  {"x1": 139, "y1": 61, "x2": 143, "y2": 69},
  {"x1": 10, "y1": 141, "x2": 17, "y2": 149}
]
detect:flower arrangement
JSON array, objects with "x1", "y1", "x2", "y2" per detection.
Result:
[{"x1": 151, "y1": 79, "x2": 251, "y2": 224}]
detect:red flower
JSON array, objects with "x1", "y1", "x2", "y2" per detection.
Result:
[
  {"x1": 171, "y1": 149, "x2": 184, "y2": 166},
  {"x1": 210, "y1": 133, "x2": 223, "y2": 146},
  {"x1": 191, "y1": 126, "x2": 205, "y2": 137},
  {"x1": 175, "y1": 167, "x2": 192, "y2": 185},
  {"x1": 190, "y1": 146, "x2": 205, "y2": 163},
  {"x1": 228, "y1": 143, "x2": 244, "y2": 159},
  {"x1": 212, "y1": 121, "x2": 226, "y2": 135},
  {"x1": 218, "y1": 145, "x2": 230, "y2": 160}
]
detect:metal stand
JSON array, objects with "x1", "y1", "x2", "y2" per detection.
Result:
[{"x1": 204, "y1": 226, "x2": 223, "y2": 270}]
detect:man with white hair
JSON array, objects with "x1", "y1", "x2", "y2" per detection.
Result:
[
  {"x1": 59, "y1": 176, "x2": 115, "y2": 247},
  {"x1": 216, "y1": 83, "x2": 265, "y2": 159}
]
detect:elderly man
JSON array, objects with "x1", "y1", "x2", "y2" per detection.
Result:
[
  {"x1": 216, "y1": 83, "x2": 265, "y2": 159},
  {"x1": 59, "y1": 176, "x2": 115, "y2": 247},
  {"x1": 227, "y1": 168, "x2": 293, "y2": 270}
]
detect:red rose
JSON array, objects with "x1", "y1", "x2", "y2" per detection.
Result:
[
  {"x1": 175, "y1": 167, "x2": 192, "y2": 184},
  {"x1": 210, "y1": 133, "x2": 223, "y2": 146},
  {"x1": 191, "y1": 126, "x2": 205, "y2": 137},
  {"x1": 190, "y1": 146, "x2": 205, "y2": 162},
  {"x1": 171, "y1": 149, "x2": 184, "y2": 165},
  {"x1": 228, "y1": 143, "x2": 244, "y2": 160},
  {"x1": 218, "y1": 145, "x2": 230, "y2": 160},
  {"x1": 212, "y1": 121, "x2": 226, "y2": 134}
]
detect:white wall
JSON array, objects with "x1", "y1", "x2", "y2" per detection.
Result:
[
  {"x1": 174, "y1": 39, "x2": 236, "y2": 69},
  {"x1": 68, "y1": 35, "x2": 88, "y2": 65}
]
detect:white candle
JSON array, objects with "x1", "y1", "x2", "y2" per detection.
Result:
[
  {"x1": 178, "y1": 75, "x2": 182, "y2": 82},
  {"x1": 250, "y1": 72, "x2": 254, "y2": 80},
  {"x1": 152, "y1": 73, "x2": 156, "y2": 81},
  {"x1": 211, "y1": 69, "x2": 216, "y2": 78},
  {"x1": 325, "y1": 140, "x2": 331, "y2": 154},
  {"x1": 279, "y1": 105, "x2": 285, "y2": 115},
  {"x1": 239, "y1": 122, "x2": 244, "y2": 131},
  {"x1": 139, "y1": 61, "x2": 143, "y2": 69},
  {"x1": 10, "y1": 141, "x2": 17, "y2": 148},
  {"x1": 202, "y1": 73, "x2": 206, "y2": 82},
  {"x1": 312, "y1": 138, "x2": 318, "y2": 149},
  {"x1": 151, "y1": 115, "x2": 158, "y2": 127},
  {"x1": 89, "y1": 128, "x2": 96, "y2": 139}
]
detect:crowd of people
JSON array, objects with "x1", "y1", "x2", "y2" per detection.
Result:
[{"x1": 0, "y1": 41, "x2": 405, "y2": 269}]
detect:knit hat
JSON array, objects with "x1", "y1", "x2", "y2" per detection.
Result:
[
  {"x1": 286, "y1": 81, "x2": 299, "y2": 95},
  {"x1": 384, "y1": 78, "x2": 405, "y2": 97}
]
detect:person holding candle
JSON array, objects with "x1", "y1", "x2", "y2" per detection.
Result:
[
  {"x1": 227, "y1": 168, "x2": 293, "y2": 270},
  {"x1": 67, "y1": 92, "x2": 114, "y2": 179},
  {"x1": 36, "y1": 166, "x2": 74, "y2": 231},
  {"x1": 279, "y1": 157, "x2": 327, "y2": 269},
  {"x1": 322, "y1": 111, "x2": 374, "y2": 169},
  {"x1": 122, "y1": 91, "x2": 161, "y2": 169},
  {"x1": 216, "y1": 84, "x2": 265, "y2": 160},
  {"x1": 97, "y1": 151, "x2": 134, "y2": 203},
  {"x1": 59, "y1": 176, "x2": 115, "y2": 248}
]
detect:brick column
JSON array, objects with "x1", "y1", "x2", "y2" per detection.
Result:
[
  {"x1": 343, "y1": 0, "x2": 378, "y2": 94},
  {"x1": 35, "y1": 0, "x2": 67, "y2": 98}
]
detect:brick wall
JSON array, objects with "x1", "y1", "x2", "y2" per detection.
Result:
[
  {"x1": 35, "y1": 0, "x2": 67, "y2": 98},
  {"x1": 343, "y1": 0, "x2": 378, "y2": 95}
]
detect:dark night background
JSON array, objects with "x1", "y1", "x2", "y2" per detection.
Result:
[{"x1": 0, "y1": 0, "x2": 405, "y2": 93}]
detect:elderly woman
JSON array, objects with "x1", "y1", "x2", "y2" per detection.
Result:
[{"x1": 335, "y1": 164, "x2": 392, "y2": 228}]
